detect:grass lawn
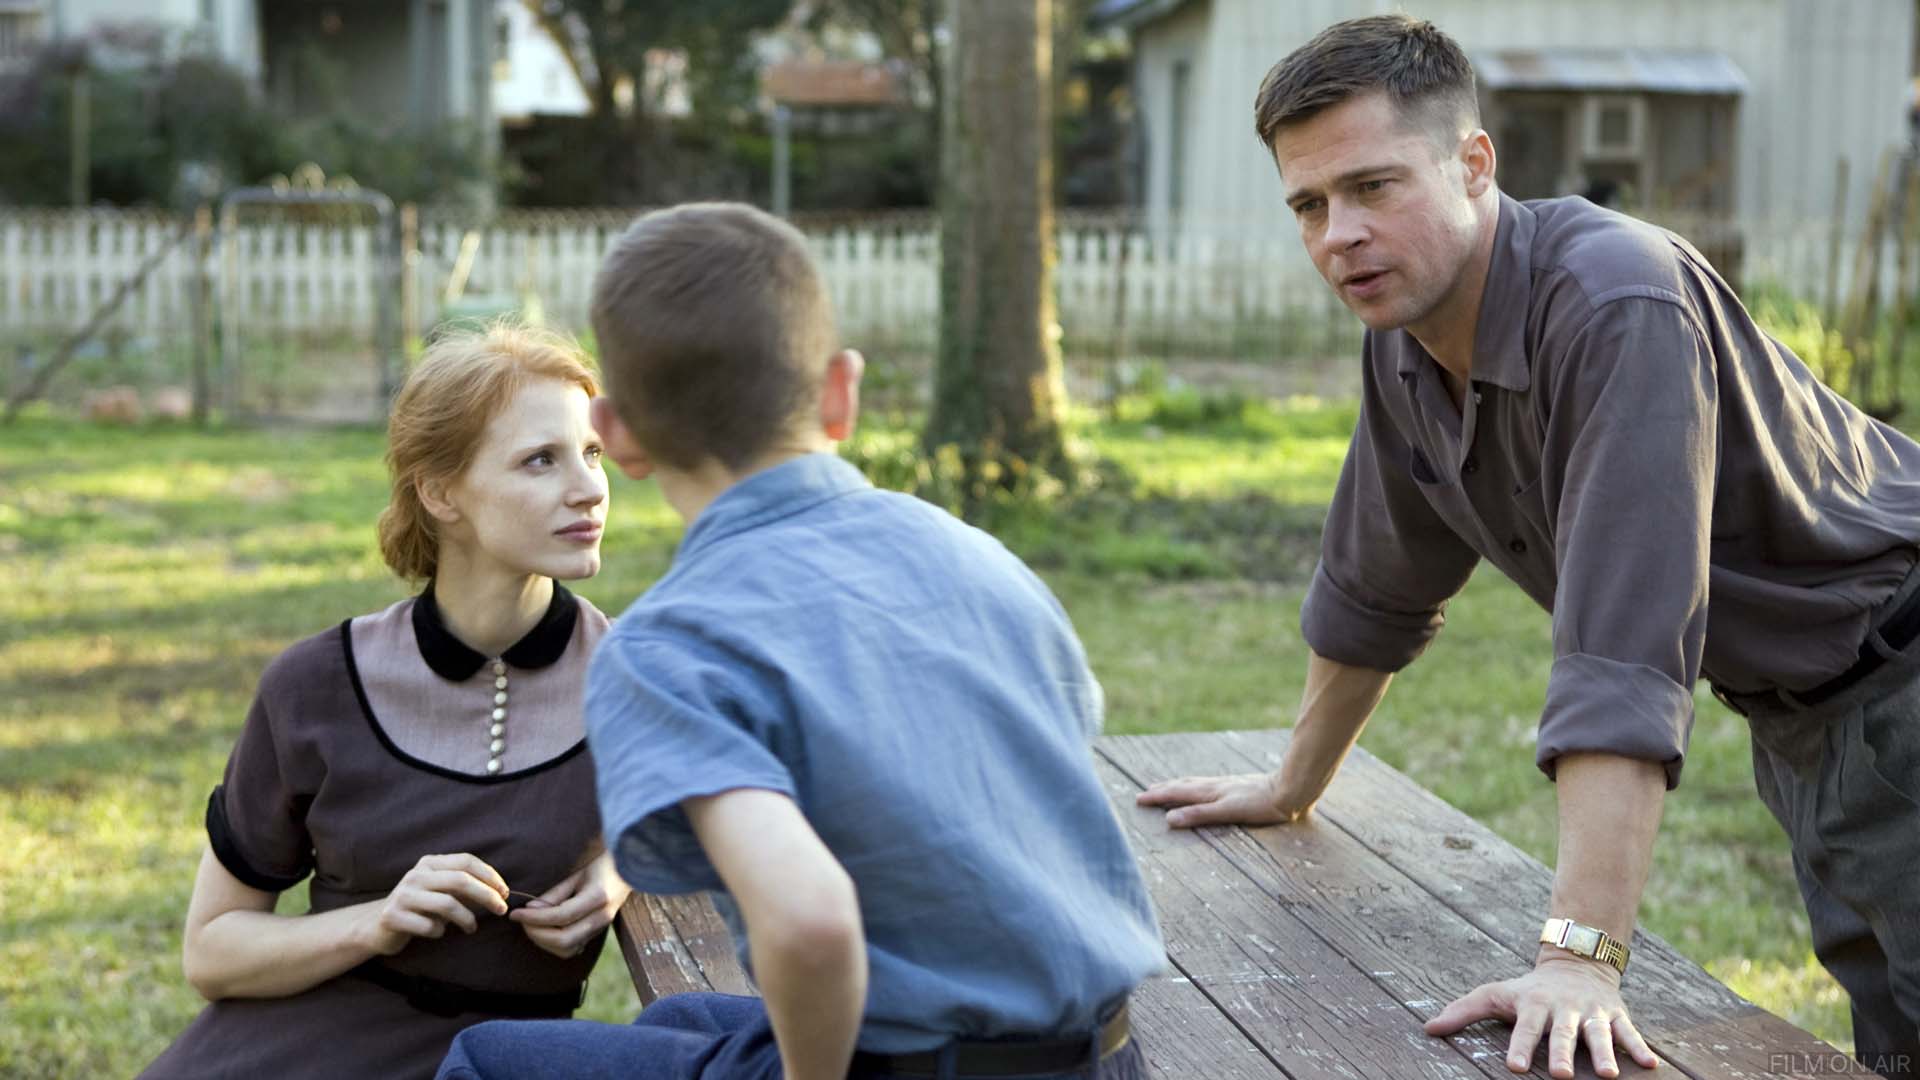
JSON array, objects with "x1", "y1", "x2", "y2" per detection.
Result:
[{"x1": 0, "y1": 395, "x2": 1850, "y2": 1077}]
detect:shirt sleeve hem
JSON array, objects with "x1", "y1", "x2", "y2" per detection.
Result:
[
  {"x1": 605, "y1": 775, "x2": 798, "y2": 895},
  {"x1": 204, "y1": 786, "x2": 310, "y2": 893},
  {"x1": 1299, "y1": 562, "x2": 1445, "y2": 673},
  {"x1": 1535, "y1": 654, "x2": 1693, "y2": 790}
]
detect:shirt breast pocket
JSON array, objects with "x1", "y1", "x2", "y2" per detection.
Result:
[
  {"x1": 1507, "y1": 470, "x2": 1556, "y2": 557},
  {"x1": 1406, "y1": 445, "x2": 1482, "y2": 540}
]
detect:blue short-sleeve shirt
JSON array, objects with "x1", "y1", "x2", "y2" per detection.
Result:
[{"x1": 586, "y1": 453, "x2": 1164, "y2": 1052}]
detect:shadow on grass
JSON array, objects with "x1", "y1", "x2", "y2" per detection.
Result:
[
  {"x1": 4, "y1": 652, "x2": 273, "y2": 715},
  {"x1": 4, "y1": 577, "x2": 403, "y2": 646},
  {"x1": 0, "y1": 728, "x2": 223, "y2": 791},
  {"x1": 2, "y1": 485, "x2": 382, "y2": 554},
  {"x1": 956, "y1": 459, "x2": 1329, "y2": 584}
]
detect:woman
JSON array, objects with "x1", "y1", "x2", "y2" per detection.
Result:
[{"x1": 140, "y1": 325, "x2": 632, "y2": 1079}]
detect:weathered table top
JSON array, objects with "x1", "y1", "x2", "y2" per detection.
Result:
[{"x1": 615, "y1": 730, "x2": 1842, "y2": 1079}]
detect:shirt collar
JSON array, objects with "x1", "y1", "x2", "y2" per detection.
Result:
[
  {"x1": 1468, "y1": 192, "x2": 1537, "y2": 393},
  {"x1": 677, "y1": 452, "x2": 872, "y2": 563},
  {"x1": 412, "y1": 581, "x2": 579, "y2": 681},
  {"x1": 1390, "y1": 191, "x2": 1537, "y2": 394}
]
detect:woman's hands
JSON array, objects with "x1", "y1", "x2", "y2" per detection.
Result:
[
  {"x1": 355, "y1": 851, "x2": 630, "y2": 961},
  {"x1": 362, "y1": 853, "x2": 511, "y2": 956},
  {"x1": 510, "y1": 853, "x2": 632, "y2": 959}
]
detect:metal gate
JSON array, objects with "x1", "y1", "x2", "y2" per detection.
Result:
[{"x1": 216, "y1": 170, "x2": 402, "y2": 422}]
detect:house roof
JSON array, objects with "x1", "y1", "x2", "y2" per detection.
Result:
[
  {"x1": 1474, "y1": 48, "x2": 1748, "y2": 95},
  {"x1": 761, "y1": 60, "x2": 910, "y2": 108},
  {"x1": 1088, "y1": 0, "x2": 1193, "y2": 31}
]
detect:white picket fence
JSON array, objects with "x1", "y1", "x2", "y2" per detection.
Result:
[
  {"x1": 0, "y1": 207, "x2": 1357, "y2": 363},
  {"x1": 0, "y1": 206, "x2": 1888, "y2": 358}
]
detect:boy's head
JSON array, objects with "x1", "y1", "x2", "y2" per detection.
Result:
[{"x1": 589, "y1": 202, "x2": 857, "y2": 480}]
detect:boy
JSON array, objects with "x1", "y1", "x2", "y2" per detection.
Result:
[{"x1": 437, "y1": 202, "x2": 1163, "y2": 1080}]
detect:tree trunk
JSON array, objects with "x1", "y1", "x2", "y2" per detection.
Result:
[{"x1": 924, "y1": 0, "x2": 1065, "y2": 472}]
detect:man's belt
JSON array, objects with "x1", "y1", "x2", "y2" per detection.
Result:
[
  {"x1": 849, "y1": 1003, "x2": 1131, "y2": 1079},
  {"x1": 1713, "y1": 582, "x2": 1920, "y2": 716},
  {"x1": 347, "y1": 960, "x2": 584, "y2": 1019}
]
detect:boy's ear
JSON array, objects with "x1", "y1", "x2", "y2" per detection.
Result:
[
  {"x1": 590, "y1": 396, "x2": 655, "y2": 480},
  {"x1": 820, "y1": 348, "x2": 864, "y2": 443}
]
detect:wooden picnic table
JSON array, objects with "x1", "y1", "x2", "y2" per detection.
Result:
[{"x1": 613, "y1": 730, "x2": 1846, "y2": 1079}]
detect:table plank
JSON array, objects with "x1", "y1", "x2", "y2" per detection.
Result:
[
  {"x1": 1117, "y1": 962, "x2": 1291, "y2": 1079},
  {"x1": 1094, "y1": 755, "x2": 1517, "y2": 1079},
  {"x1": 1098, "y1": 739, "x2": 1596, "y2": 1080},
  {"x1": 611, "y1": 852, "x2": 1285, "y2": 1078},
  {"x1": 1196, "y1": 728, "x2": 1842, "y2": 1079},
  {"x1": 663, "y1": 892, "x2": 756, "y2": 997},
  {"x1": 613, "y1": 892, "x2": 712, "y2": 1005},
  {"x1": 609, "y1": 731, "x2": 1844, "y2": 1080}
]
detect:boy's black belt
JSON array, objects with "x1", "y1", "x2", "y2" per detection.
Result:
[
  {"x1": 849, "y1": 1004, "x2": 1131, "y2": 1078},
  {"x1": 1712, "y1": 582, "x2": 1920, "y2": 716},
  {"x1": 347, "y1": 960, "x2": 584, "y2": 1019}
]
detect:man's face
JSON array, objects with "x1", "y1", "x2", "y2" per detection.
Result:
[{"x1": 1274, "y1": 92, "x2": 1485, "y2": 337}]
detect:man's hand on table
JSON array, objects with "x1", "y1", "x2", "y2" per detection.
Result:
[
  {"x1": 1135, "y1": 771, "x2": 1318, "y2": 828},
  {"x1": 1425, "y1": 953, "x2": 1661, "y2": 1078}
]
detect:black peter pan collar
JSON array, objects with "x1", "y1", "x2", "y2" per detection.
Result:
[{"x1": 412, "y1": 582, "x2": 579, "y2": 681}]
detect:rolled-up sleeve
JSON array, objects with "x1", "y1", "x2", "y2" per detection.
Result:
[
  {"x1": 1535, "y1": 293, "x2": 1714, "y2": 789},
  {"x1": 1302, "y1": 351, "x2": 1481, "y2": 671}
]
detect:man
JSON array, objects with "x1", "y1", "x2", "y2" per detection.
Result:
[{"x1": 1137, "y1": 15, "x2": 1920, "y2": 1080}]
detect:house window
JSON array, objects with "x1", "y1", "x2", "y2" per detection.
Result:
[
  {"x1": 0, "y1": 10, "x2": 44, "y2": 65},
  {"x1": 1582, "y1": 95, "x2": 1645, "y2": 160}
]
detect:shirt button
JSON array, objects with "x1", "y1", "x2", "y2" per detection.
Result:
[
  {"x1": 1508, "y1": 538, "x2": 1528, "y2": 555},
  {"x1": 1462, "y1": 456, "x2": 1479, "y2": 475}
]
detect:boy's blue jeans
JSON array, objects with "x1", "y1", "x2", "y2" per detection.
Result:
[{"x1": 436, "y1": 992, "x2": 1147, "y2": 1080}]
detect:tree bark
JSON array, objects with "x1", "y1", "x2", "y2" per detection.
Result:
[{"x1": 924, "y1": 0, "x2": 1065, "y2": 471}]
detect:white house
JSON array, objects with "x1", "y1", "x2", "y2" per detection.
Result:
[
  {"x1": 1099, "y1": 0, "x2": 1915, "y2": 292},
  {"x1": 493, "y1": 0, "x2": 589, "y2": 123},
  {"x1": 6, "y1": 0, "x2": 500, "y2": 137}
]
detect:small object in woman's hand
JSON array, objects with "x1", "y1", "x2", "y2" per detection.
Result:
[{"x1": 505, "y1": 889, "x2": 550, "y2": 912}]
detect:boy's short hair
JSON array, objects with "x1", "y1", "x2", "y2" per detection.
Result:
[
  {"x1": 590, "y1": 202, "x2": 836, "y2": 473},
  {"x1": 1253, "y1": 14, "x2": 1479, "y2": 151}
]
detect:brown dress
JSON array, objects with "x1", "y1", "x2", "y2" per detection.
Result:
[{"x1": 139, "y1": 585, "x2": 611, "y2": 1080}]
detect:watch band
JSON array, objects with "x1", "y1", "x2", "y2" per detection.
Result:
[{"x1": 1539, "y1": 917, "x2": 1631, "y2": 974}]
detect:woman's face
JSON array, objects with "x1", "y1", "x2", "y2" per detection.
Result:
[{"x1": 440, "y1": 377, "x2": 608, "y2": 582}]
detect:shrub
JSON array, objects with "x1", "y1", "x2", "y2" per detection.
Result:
[
  {"x1": 0, "y1": 33, "x2": 495, "y2": 209},
  {"x1": 1744, "y1": 284, "x2": 1854, "y2": 391}
]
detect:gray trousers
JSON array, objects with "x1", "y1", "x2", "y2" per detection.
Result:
[{"x1": 1746, "y1": 589, "x2": 1920, "y2": 1079}]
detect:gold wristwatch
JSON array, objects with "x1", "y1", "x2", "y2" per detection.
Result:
[{"x1": 1539, "y1": 918, "x2": 1631, "y2": 974}]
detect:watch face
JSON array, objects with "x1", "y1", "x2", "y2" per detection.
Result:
[{"x1": 1563, "y1": 924, "x2": 1604, "y2": 956}]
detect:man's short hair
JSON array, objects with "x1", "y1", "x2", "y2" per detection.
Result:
[
  {"x1": 590, "y1": 202, "x2": 835, "y2": 472},
  {"x1": 1253, "y1": 14, "x2": 1479, "y2": 150}
]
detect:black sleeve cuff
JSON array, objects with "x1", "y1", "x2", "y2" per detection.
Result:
[{"x1": 205, "y1": 786, "x2": 309, "y2": 893}]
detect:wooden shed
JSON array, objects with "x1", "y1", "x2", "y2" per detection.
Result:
[{"x1": 1098, "y1": 0, "x2": 1914, "y2": 292}]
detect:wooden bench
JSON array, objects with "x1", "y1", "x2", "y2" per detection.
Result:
[{"x1": 614, "y1": 730, "x2": 1846, "y2": 1079}]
